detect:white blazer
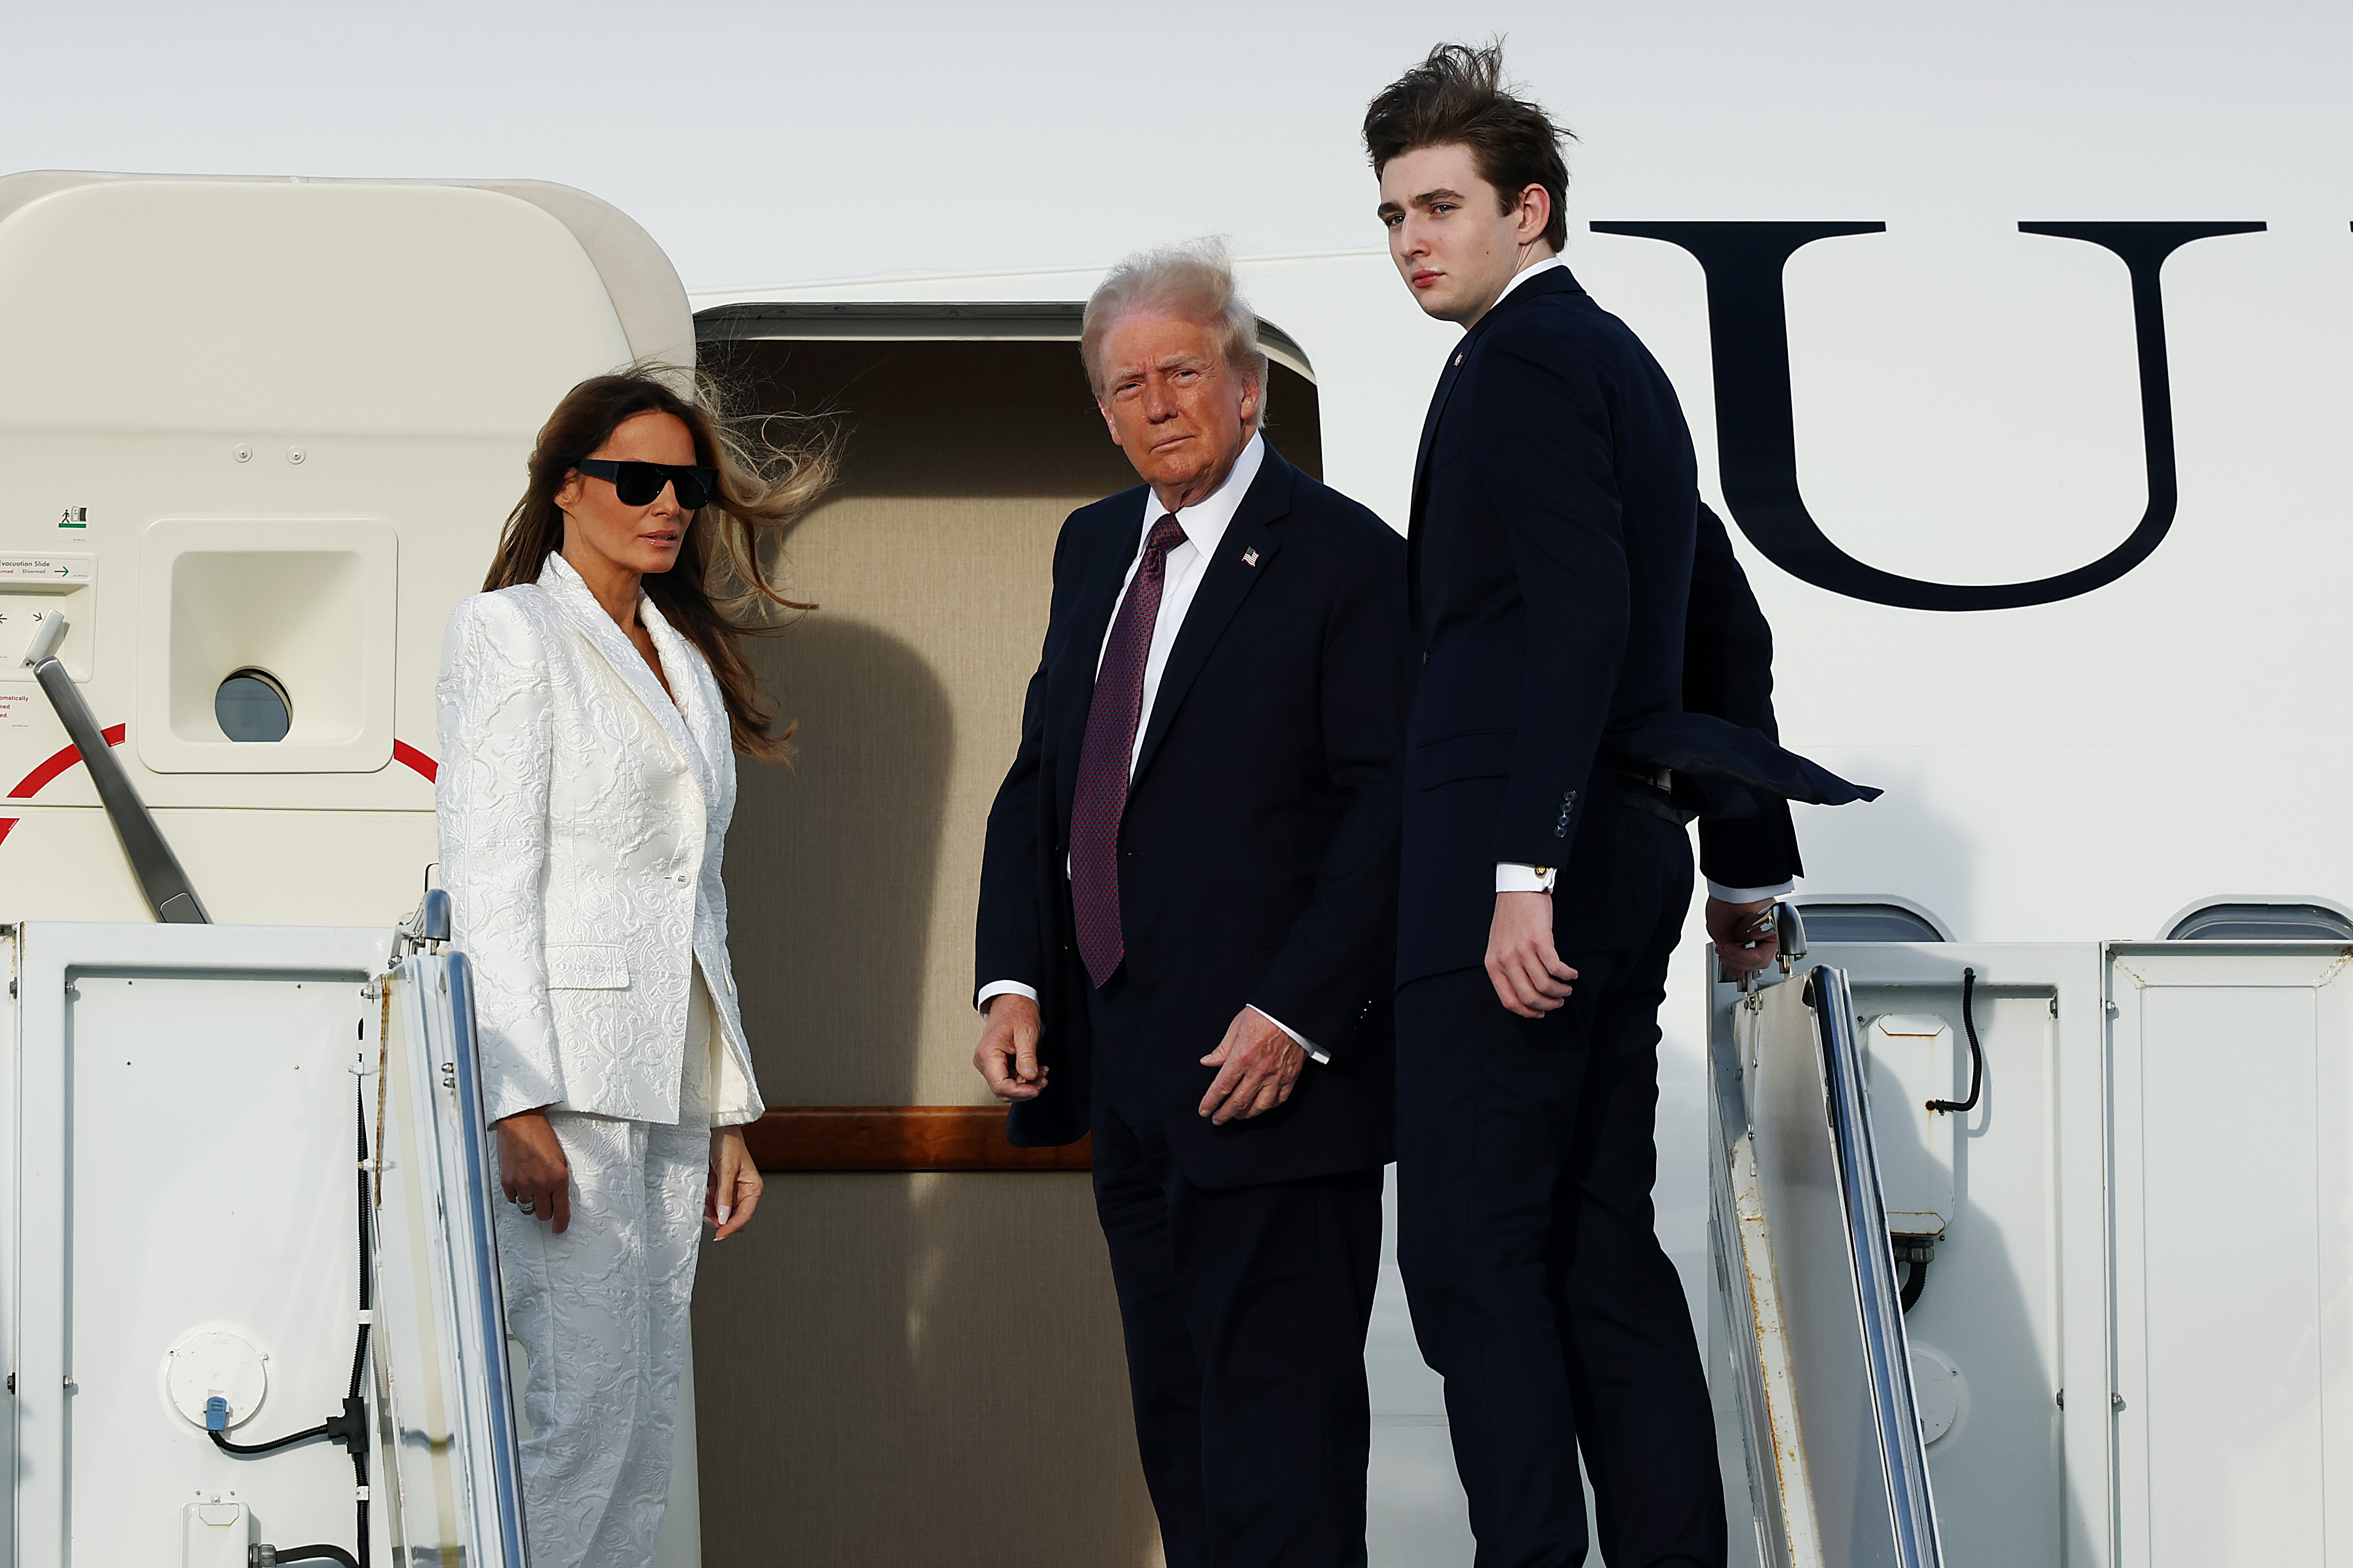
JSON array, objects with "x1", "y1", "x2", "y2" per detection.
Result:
[{"x1": 434, "y1": 553, "x2": 764, "y2": 1127}]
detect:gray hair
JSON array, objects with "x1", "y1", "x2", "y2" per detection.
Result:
[{"x1": 1080, "y1": 238, "x2": 1269, "y2": 411}]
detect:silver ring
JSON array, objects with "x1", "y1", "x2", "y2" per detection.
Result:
[{"x1": 518, "y1": 1198, "x2": 537, "y2": 1214}]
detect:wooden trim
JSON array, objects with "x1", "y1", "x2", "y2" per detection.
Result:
[{"x1": 746, "y1": 1105, "x2": 1092, "y2": 1172}]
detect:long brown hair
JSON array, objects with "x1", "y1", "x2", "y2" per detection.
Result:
[{"x1": 483, "y1": 367, "x2": 837, "y2": 761}]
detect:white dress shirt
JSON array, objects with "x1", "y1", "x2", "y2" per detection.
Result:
[
  {"x1": 1478, "y1": 257, "x2": 1797, "y2": 908},
  {"x1": 979, "y1": 435, "x2": 1329, "y2": 1062},
  {"x1": 1099, "y1": 432, "x2": 1267, "y2": 776}
]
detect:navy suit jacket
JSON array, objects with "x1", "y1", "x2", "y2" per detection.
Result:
[
  {"x1": 1401, "y1": 266, "x2": 1803, "y2": 983},
  {"x1": 976, "y1": 444, "x2": 1413, "y2": 1186}
]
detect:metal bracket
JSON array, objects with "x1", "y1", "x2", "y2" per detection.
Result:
[
  {"x1": 22, "y1": 614, "x2": 210, "y2": 924},
  {"x1": 396, "y1": 887, "x2": 452, "y2": 956}
]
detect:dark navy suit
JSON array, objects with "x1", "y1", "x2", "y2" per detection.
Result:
[
  {"x1": 976, "y1": 442, "x2": 1414, "y2": 1567},
  {"x1": 1398, "y1": 265, "x2": 1801, "y2": 1568}
]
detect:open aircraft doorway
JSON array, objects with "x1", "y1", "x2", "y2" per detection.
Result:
[{"x1": 688, "y1": 303, "x2": 1324, "y2": 1563}]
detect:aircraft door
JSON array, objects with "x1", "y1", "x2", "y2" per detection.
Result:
[{"x1": 2105, "y1": 941, "x2": 2353, "y2": 1568}]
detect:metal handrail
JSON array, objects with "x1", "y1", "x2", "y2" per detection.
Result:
[
  {"x1": 1807, "y1": 964, "x2": 1944, "y2": 1568},
  {"x1": 444, "y1": 951, "x2": 530, "y2": 1565}
]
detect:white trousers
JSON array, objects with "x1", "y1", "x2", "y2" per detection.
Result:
[{"x1": 497, "y1": 968, "x2": 718, "y2": 1568}]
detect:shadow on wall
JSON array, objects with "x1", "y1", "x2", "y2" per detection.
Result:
[{"x1": 693, "y1": 611, "x2": 1160, "y2": 1563}]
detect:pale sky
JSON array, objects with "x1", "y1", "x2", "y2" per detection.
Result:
[{"x1": 4, "y1": 1, "x2": 2342, "y2": 294}]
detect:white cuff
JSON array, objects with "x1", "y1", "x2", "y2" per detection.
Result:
[
  {"x1": 1249, "y1": 1005, "x2": 1329, "y2": 1065},
  {"x1": 977, "y1": 980, "x2": 1039, "y2": 1012},
  {"x1": 1496, "y1": 863, "x2": 1559, "y2": 894},
  {"x1": 1707, "y1": 879, "x2": 1795, "y2": 903}
]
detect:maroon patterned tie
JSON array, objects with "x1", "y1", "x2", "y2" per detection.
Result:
[{"x1": 1071, "y1": 514, "x2": 1188, "y2": 986}]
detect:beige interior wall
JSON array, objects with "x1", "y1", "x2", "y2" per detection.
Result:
[{"x1": 692, "y1": 339, "x2": 1319, "y2": 1564}]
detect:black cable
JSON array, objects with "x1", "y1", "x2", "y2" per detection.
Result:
[
  {"x1": 349, "y1": 1091, "x2": 373, "y2": 1568},
  {"x1": 209, "y1": 1422, "x2": 330, "y2": 1457},
  {"x1": 1927, "y1": 966, "x2": 1986, "y2": 1115},
  {"x1": 1891, "y1": 1234, "x2": 1938, "y2": 1312},
  {"x1": 1899, "y1": 1252, "x2": 1931, "y2": 1312},
  {"x1": 215, "y1": 1085, "x2": 373, "y2": 1568},
  {"x1": 350, "y1": 1093, "x2": 372, "y2": 1401}
]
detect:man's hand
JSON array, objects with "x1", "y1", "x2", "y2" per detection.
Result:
[
  {"x1": 1198, "y1": 1007, "x2": 1307, "y2": 1125},
  {"x1": 975, "y1": 994, "x2": 1047, "y2": 1102},
  {"x1": 1487, "y1": 890, "x2": 1577, "y2": 1018},
  {"x1": 495, "y1": 1109, "x2": 573, "y2": 1234},
  {"x1": 1707, "y1": 896, "x2": 1780, "y2": 976}
]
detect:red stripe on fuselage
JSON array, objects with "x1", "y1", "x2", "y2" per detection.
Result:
[{"x1": 8, "y1": 723, "x2": 127, "y2": 799}]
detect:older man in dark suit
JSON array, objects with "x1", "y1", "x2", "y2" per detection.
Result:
[{"x1": 971, "y1": 239, "x2": 1414, "y2": 1568}]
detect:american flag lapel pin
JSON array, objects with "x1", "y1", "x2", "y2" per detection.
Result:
[{"x1": 1243, "y1": 547, "x2": 1260, "y2": 567}]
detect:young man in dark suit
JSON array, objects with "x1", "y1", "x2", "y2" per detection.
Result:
[
  {"x1": 971, "y1": 240, "x2": 1414, "y2": 1568},
  {"x1": 1363, "y1": 42, "x2": 1872, "y2": 1568}
]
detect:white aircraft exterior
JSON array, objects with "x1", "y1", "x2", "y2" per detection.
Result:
[{"x1": 0, "y1": 3, "x2": 2342, "y2": 1564}]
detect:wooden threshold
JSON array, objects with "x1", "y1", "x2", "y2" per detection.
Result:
[{"x1": 746, "y1": 1105, "x2": 1092, "y2": 1172}]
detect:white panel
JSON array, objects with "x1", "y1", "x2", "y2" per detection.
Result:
[
  {"x1": 0, "y1": 180, "x2": 627, "y2": 438},
  {"x1": 1850, "y1": 980, "x2": 2064, "y2": 1568},
  {"x1": 8, "y1": 923, "x2": 396, "y2": 1565},
  {"x1": 0, "y1": 807, "x2": 435, "y2": 927},
  {"x1": 0, "y1": 553, "x2": 95, "y2": 682},
  {"x1": 2123, "y1": 981, "x2": 2325, "y2": 1566},
  {"x1": 137, "y1": 518, "x2": 397, "y2": 773},
  {"x1": 1863, "y1": 1014, "x2": 1958, "y2": 1235},
  {"x1": 69, "y1": 970, "x2": 371, "y2": 1559}
]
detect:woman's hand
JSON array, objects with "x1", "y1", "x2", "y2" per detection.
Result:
[
  {"x1": 496, "y1": 1109, "x2": 572, "y2": 1234},
  {"x1": 708, "y1": 1126, "x2": 762, "y2": 1241}
]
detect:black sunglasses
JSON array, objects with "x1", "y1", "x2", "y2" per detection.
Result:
[{"x1": 574, "y1": 458, "x2": 719, "y2": 511}]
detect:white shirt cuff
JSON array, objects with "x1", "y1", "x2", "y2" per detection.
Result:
[
  {"x1": 977, "y1": 980, "x2": 1038, "y2": 1012},
  {"x1": 1249, "y1": 1005, "x2": 1328, "y2": 1065},
  {"x1": 1707, "y1": 878, "x2": 1795, "y2": 903},
  {"x1": 1496, "y1": 863, "x2": 1559, "y2": 894}
]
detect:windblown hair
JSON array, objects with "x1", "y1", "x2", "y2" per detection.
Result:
[
  {"x1": 1362, "y1": 41, "x2": 1576, "y2": 253},
  {"x1": 1080, "y1": 238, "x2": 1267, "y2": 414},
  {"x1": 481, "y1": 366, "x2": 837, "y2": 763}
]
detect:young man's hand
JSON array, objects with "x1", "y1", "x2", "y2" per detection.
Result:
[
  {"x1": 1707, "y1": 897, "x2": 1780, "y2": 975},
  {"x1": 1487, "y1": 891, "x2": 1578, "y2": 1018}
]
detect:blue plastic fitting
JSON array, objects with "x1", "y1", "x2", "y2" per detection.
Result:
[{"x1": 204, "y1": 1394, "x2": 228, "y2": 1432}]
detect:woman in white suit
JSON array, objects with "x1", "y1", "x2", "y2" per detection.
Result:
[{"x1": 435, "y1": 368, "x2": 833, "y2": 1566}]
